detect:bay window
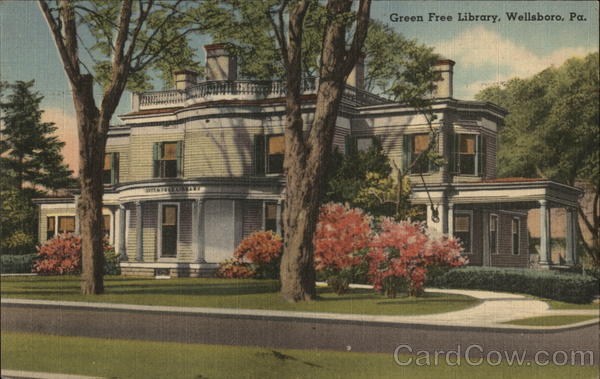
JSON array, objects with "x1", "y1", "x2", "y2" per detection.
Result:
[{"x1": 449, "y1": 134, "x2": 486, "y2": 176}]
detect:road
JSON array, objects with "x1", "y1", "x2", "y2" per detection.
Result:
[{"x1": 2, "y1": 303, "x2": 598, "y2": 365}]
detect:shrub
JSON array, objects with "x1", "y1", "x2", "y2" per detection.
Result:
[
  {"x1": 0, "y1": 253, "x2": 37, "y2": 273},
  {"x1": 432, "y1": 266, "x2": 598, "y2": 304},
  {"x1": 314, "y1": 203, "x2": 372, "y2": 294},
  {"x1": 216, "y1": 231, "x2": 282, "y2": 279},
  {"x1": 33, "y1": 233, "x2": 118, "y2": 275},
  {"x1": 368, "y1": 219, "x2": 467, "y2": 297}
]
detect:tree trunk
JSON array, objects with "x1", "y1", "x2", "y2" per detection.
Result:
[{"x1": 72, "y1": 75, "x2": 105, "y2": 295}]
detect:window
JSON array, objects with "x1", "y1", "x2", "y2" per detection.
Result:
[
  {"x1": 489, "y1": 214, "x2": 498, "y2": 254},
  {"x1": 267, "y1": 135, "x2": 284, "y2": 174},
  {"x1": 103, "y1": 153, "x2": 119, "y2": 185},
  {"x1": 356, "y1": 137, "x2": 374, "y2": 153},
  {"x1": 254, "y1": 134, "x2": 284, "y2": 175},
  {"x1": 46, "y1": 216, "x2": 56, "y2": 240},
  {"x1": 405, "y1": 134, "x2": 431, "y2": 174},
  {"x1": 58, "y1": 216, "x2": 75, "y2": 234},
  {"x1": 102, "y1": 215, "x2": 111, "y2": 238},
  {"x1": 449, "y1": 134, "x2": 486, "y2": 176},
  {"x1": 264, "y1": 203, "x2": 278, "y2": 232},
  {"x1": 512, "y1": 217, "x2": 520, "y2": 255},
  {"x1": 153, "y1": 141, "x2": 182, "y2": 178},
  {"x1": 160, "y1": 204, "x2": 178, "y2": 257},
  {"x1": 344, "y1": 136, "x2": 378, "y2": 155},
  {"x1": 454, "y1": 213, "x2": 471, "y2": 253}
]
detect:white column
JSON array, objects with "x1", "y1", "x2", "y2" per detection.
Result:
[
  {"x1": 135, "y1": 201, "x2": 143, "y2": 262},
  {"x1": 118, "y1": 204, "x2": 127, "y2": 261},
  {"x1": 447, "y1": 203, "x2": 454, "y2": 237},
  {"x1": 193, "y1": 199, "x2": 205, "y2": 262},
  {"x1": 539, "y1": 200, "x2": 551, "y2": 267},
  {"x1": 565, "y1": 207, "x2": 577, "y2": 265},
  {"x1": 276, "y1": 199, "x2": 283, "y2": 236}
]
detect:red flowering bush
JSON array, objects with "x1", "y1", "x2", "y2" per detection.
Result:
[
  {"x1": 314, "y1": 203, "x2": 372, "y2": 294},
  {"x1": 33, "y1": 233, "x2": 118, "y2": 275},
  {"x1": 216, "y1": 231, "x2": 283, "y2": 279},
  {"x1": 368, "y1": 219, "x2": 466, "y2": 298}
]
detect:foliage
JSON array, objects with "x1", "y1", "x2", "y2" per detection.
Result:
[
  {"x1": 313, "y1": 203, "x2": 372, "y2": 294},
  {"x1": 432, "y1": 267, "x2": 598, "y2": 304},
  {"x1": 0, "y1": 188, "x2": 40, "y2": 256},
  {"x1": 33, "y1": 234, "x2": 117, "y2": 275},
  {"x1": 368, "y1": 219, "x2": 466, "y2": 297},
  {"x1": 475, "y1": 52, "x2": 599, "y2": 265},
  {"x1": 0, "y1": 254, "x2": 37, "y2": 274},
  {"x1": 217, "y1": 231, "x2": 283, "y2": 279},
  {"x1": 0, "y1": 81, "x2": 75, "y2": 190}
]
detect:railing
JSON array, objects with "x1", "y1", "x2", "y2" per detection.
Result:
[{"x1": 137, "y1": 77, "x2": 390, "y2": 109}]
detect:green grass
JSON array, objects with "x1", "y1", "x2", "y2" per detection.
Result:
[
  {"x1": 2, "y1": 332, "x2": 597, "y2": 379},
  {"x1": 544, "y1": 299, "x2": 600, "y2": 311},
  {"x1": 504, "y1": 315, "x2": 599, "y2": 327},
  {"x1": 0, "y1": 276, "x2": 480, "y2": 316}
]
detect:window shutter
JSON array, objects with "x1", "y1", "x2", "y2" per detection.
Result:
[
  {"x1": 344, "y1": 135, "x2": 357, "y2": 155},
  {"x1": 428, "y1": 136, "x2": 438, "y2": 172},
  {"x1": 449, "y1": 134, "x2": 459, "y2": 174},
  {"x1": 481, "y1": 135, "x2": 487, "y2": 178},
  {"x1": 176, "y1": 141, "x2": 183, "y2": 177},
  {"x1": 152, "y1": 142, "x2": 160, "y2": 178},
  {"x1": 111, "y1": 153, "x2": 119, "y2": 184},
  {"x1": 476, "y1": 135, "x2": 483, "y2": 177},
  {"x1": 402, "y1": 134, "x2": 412, "y2": 173},
  {"x1": 254, "y1": 134, "x2": 265, "y2": 175}
]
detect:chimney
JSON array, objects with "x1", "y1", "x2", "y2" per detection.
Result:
[
  {"x1": 204, "y1": 43, "x2": 237, "y2": 81},
  {"x1": 346, "y1": 53, "x2": 365, "y2": 89},
  {"x1": 433, "y1": 59, "x2": 455, "y2": 98},
  {"x1": 173, "y1": 69, "x2": 198, "y2": 90}
]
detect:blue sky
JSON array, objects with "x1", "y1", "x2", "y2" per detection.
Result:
[{"x1": 1, "y1": 1, "x2": 597, "y2": 170}]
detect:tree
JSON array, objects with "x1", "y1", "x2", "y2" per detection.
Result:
[
  {"x1": 0, "y1": 81, "x2": 74, "y2": 191},
  {"x1": 38, "y1": 0, "x2": 201, "y2": 294},
  {"x1": 476, "y1": 52, "x2": 599, "y2": 266}
]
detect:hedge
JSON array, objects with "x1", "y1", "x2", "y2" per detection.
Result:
[
  {"x1": 431, "y1": 266, "x2": 598, "y2": 304},
  {"x1": 1, "y1": 254, "x2": 37, "y2": 274}
]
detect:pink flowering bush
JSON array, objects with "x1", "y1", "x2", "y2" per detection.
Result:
[
  {"x1": 33, "y1": 233, "x2": 118, "y2": 275},
  {"x1": 368, "y1": 218, "x2": 466, "y2": 298},
  {"x1": 313, "y1": 203, "x2": 372, "y2": 294},
  {"x1": 217, "y1": 231, "x2": 283, "y2": 279}
]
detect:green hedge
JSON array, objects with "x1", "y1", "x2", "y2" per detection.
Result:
[
  {"x1": 431, "y1": 267, "x2": 598, "y2": 304},
  {"x1": 1, "y1": 254, "x2": 37, "y2": 274}
]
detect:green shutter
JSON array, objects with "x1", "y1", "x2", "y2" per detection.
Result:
[
  {"x1": 111, "y1": 152, "x2": 119, "y2": 184},
  {"x1": 447, "y1": 133, "x2": 456, "y2": 174},
  {"x1": 254, "y1": 134, "x2": 265, "y2": 175},
  {"x1": 402, "y1": 134, "x2": 412, "y2": 173},
  {"x1": 481, "y1": 135, "x2": 487, "y2": 178},
  {"x1": 152, "y1": 142, "x2": 160, "y2": 178},
  {"x1": 176, "y1": 141, "x2": 183, "y2": 177},
  {"x1": 476, "y1": 135, "x2": 483, "y2": 177}
]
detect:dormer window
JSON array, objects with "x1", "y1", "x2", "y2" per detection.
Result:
[{"x1": 153, "y1": 141, "x2": 182, "y2": 178}]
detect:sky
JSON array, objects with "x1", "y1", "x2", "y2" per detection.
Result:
[{"x1": 1, "y1": 1, "x2": 598, "y2": 172}]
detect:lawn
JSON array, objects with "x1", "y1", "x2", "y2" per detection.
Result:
[
  {"x1": 543, "y1": 299, "x2": 600, "y2": 311},
  {"x1": 504, "y1": 315, "x2": 599, "y2": 327},
  {"x1": 2, "y1": 332, "x2": 597, "y2": 379},
  {"x1": 0, "y1": 276, "x2": 480, "y2": 316}
]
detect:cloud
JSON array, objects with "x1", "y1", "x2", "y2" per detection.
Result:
[
  {"x1": 41, "y1": 107, "x2": 79, "y2": 174},
  {"x1": 433, "y1": 25, "x2": 597, "y2": 98}
]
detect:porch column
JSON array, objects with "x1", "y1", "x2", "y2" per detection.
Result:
[
  {"x1": 118, "y1": 205, "x2": 128, "y2": 261},
  {"x1": 192, "y1": 199, "x2": 205, "y2": 262},
  {"x1": 447, "y1": 203, "x2": 454, "y2": 237},
  {"x1": 135, "y1": 201, "x2": 143, "y2": 262},
  {"x1": 276, "y1": 199, "x2": 283, "y2": 236},
  {"x1": 565, "y1": 207, "x2": 577, "y2": 265},
  {"x1": 74, "y1": 195, "x2": 80, "y2": 235},
  {"x1": 539, "y1": 200, "x2": 551, "y2": 267}
]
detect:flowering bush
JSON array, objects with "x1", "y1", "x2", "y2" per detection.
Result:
[
  {"x1": 216, "y1": 231, "x2": 283, "y2": 279},
  {"x1": 314, "y1": 203, "x2": 372, "y2": 294},
  {"x1": 33, "y1": 233, "x2": 118, "y2": 275},
  {"x1": 368, "y1": 219, "x2": 466, "y2": 297}
]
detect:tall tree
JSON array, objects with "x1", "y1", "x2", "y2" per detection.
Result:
[
  {"x1": 38, "y1": 0, "x2": 201, "y2": 294},
  {"x1": 0, "y1": 80, "x2": 74, "y2": 191},
  {"x1": 476, "y1": 52, "x2": 599, "y2": 266}
]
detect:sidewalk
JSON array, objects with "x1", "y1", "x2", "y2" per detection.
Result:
[{"x1": 2, "y1": 287, "x2": 598, "y2": 331}]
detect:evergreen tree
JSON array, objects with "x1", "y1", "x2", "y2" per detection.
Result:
[{"x1": 0, "y1": 80, "x2": 75, "y2": 191}]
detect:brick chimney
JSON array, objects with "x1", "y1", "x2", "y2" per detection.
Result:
[
  {"x1": 346, "y1": 53, "x2": 365, "y2": 89},
  {"x1": 204, "y1": 43, "x2": 237, "y2": 81},
  {"x1": 173, "y1": 69, "x2": 198, "y2": 90},
  {"x1": 433, "y1": 59, "x2": 455, "y2": 98}
]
